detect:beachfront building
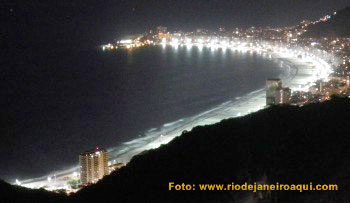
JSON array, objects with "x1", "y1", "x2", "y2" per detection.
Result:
[
  {"x1": 79, "y1": 147, "x2": 108, "y2": 186},
  {"x1": 275, "y1": 87, "x2": 291, "y2": 104},
  {"x1": 266, "y1": 79, "x2": 282, "y2": 105}
]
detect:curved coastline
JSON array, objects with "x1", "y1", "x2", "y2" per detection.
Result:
[
  {"x1": 19, "y1": 44, "x2": 336, "y2": 189},
  {"x1": 101, "y1": 45, "x2": 335, "y2": 162}
]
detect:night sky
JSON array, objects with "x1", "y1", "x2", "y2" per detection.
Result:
[
  {"x1": 1, "y1": 0, "x2": 350, "y2": 180},
  {"x1": 3, "y1": 0, "x2": 350, "y2": 47}
]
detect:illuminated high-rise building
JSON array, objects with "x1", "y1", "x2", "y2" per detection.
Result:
[
  {"x1": 266, "y1": 79, "x2": 282, "y2": 105},
  {"x1": 275, "y1": 87, "x2": 291, "y2": 104},
  {"x1": 79, "y1": 147, "x2": 108, "y2": 185}
]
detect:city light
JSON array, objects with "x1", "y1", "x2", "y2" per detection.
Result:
[
  {"x1": 120, "y1": 39, "x2": 133, "y2": 44},
  {"x1": 197, "y1": 38, "x2": 204, "y2": 44},
  {"x1": 15, "y1": 179, "x2": 21, "y2": 185}
]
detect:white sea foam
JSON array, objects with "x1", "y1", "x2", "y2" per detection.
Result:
[
  {"x1": 147, "y1": 128, "x2": 157, "y2": 133},
  {"x1": 162, "y1": 119, "x2": 184, "y2": 127}
]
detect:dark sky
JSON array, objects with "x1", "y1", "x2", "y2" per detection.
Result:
[
  {"x1": 1, "y1": 0, "x2": 350, "y2": 181},
  {"x1": 2, "y1": 0, "x2": 350, "y2": 47}
]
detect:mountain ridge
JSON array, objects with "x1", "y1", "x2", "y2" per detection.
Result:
[
  {"x1": 303, "y1": 6, "x2": 350, "y2": 38},
  {"x1": 2, "y1": 98, "x2": 350, "y2": 202},
  {"x1": 73, "y1": 97, "x2": 350, "y2": 202}
]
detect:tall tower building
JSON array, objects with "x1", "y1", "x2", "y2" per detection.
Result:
[
  {"x1": 266, "y1": 79, "x2": 282, "y2": 105},
  {"x1": 79, "y1": 147, "x2": 108, "y2": 186},
  {"x1": 320, "y1": 82, "x2": 324, "y2": 93}
]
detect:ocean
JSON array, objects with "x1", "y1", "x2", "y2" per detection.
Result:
[{"x1": 1, "y1": 45, "x2": 288, "y2": 181}]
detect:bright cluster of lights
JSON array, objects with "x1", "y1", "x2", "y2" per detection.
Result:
[
  {"x1": 15, "y1": 179, "x2": 21, "y2": 186},
  {"x1": 161, "y1": 36, "x2": 335, "y2": 93},
  {"x1": 102, "y1": 43, "x2": 115, "y2": 51},
  {"x1": 119, "y1": 39, "x2": 133, "y2": 44},
  {"x1": 162, "y1": 37, "x2": 247, "y2": 52},
  {"x1": 102, "y1": 38, "x2": 151, "y2": 51}
]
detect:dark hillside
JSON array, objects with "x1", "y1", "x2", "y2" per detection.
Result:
[
  {"x1": 0, "y1": 180, "x2": 65, "y2": 202},
  {"x1": 3, "y1": 98, "x2": 350, "y2": 202},
  {"x1": 303, "y1": 7, "x2": 350, "y2": 38},
  {"x1": 74, "y1": 98, "x2": 350, "y2": 202}
]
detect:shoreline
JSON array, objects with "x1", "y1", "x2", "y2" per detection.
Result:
[
  {"x1": 97, "y1": 46, "x2": 335, "y2": 164},
  {"x1": 19, "y1": 45, "x2": 334, "y2": 189}
]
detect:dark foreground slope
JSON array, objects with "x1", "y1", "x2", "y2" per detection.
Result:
[
  {"x1": 3, "y1": 98, "x2": 350, "y2": 202},
  {"x1": 0, "y1": 180, "x2": 65, "y2": 202},
  {"x1": 303, "y1": 7, "x2": 350, "y2": 38},
  {"x1": 74, "y1": 98, "x2": 350, "y2": 203}
]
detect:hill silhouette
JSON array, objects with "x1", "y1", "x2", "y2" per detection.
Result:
[
  {"x1": 303, "y1": 7, "x2": 350, "y2": 38},
  {"x1": 2, "y1": 98, "x2": 350, "y2": 202},
  {"x1": 0, "y1": 180, "x2": 65, "y2": 202},
  {"x1": 74, "y1": 97, "x2": 350, "y2": 202}
]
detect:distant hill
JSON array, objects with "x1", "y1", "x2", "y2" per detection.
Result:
[
  {"x1": 3, "y1": 98, "x2": 350, "y2": 202},
  {"x1": 303, "y1": 7, "x2": 350, "y2": 38}
]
